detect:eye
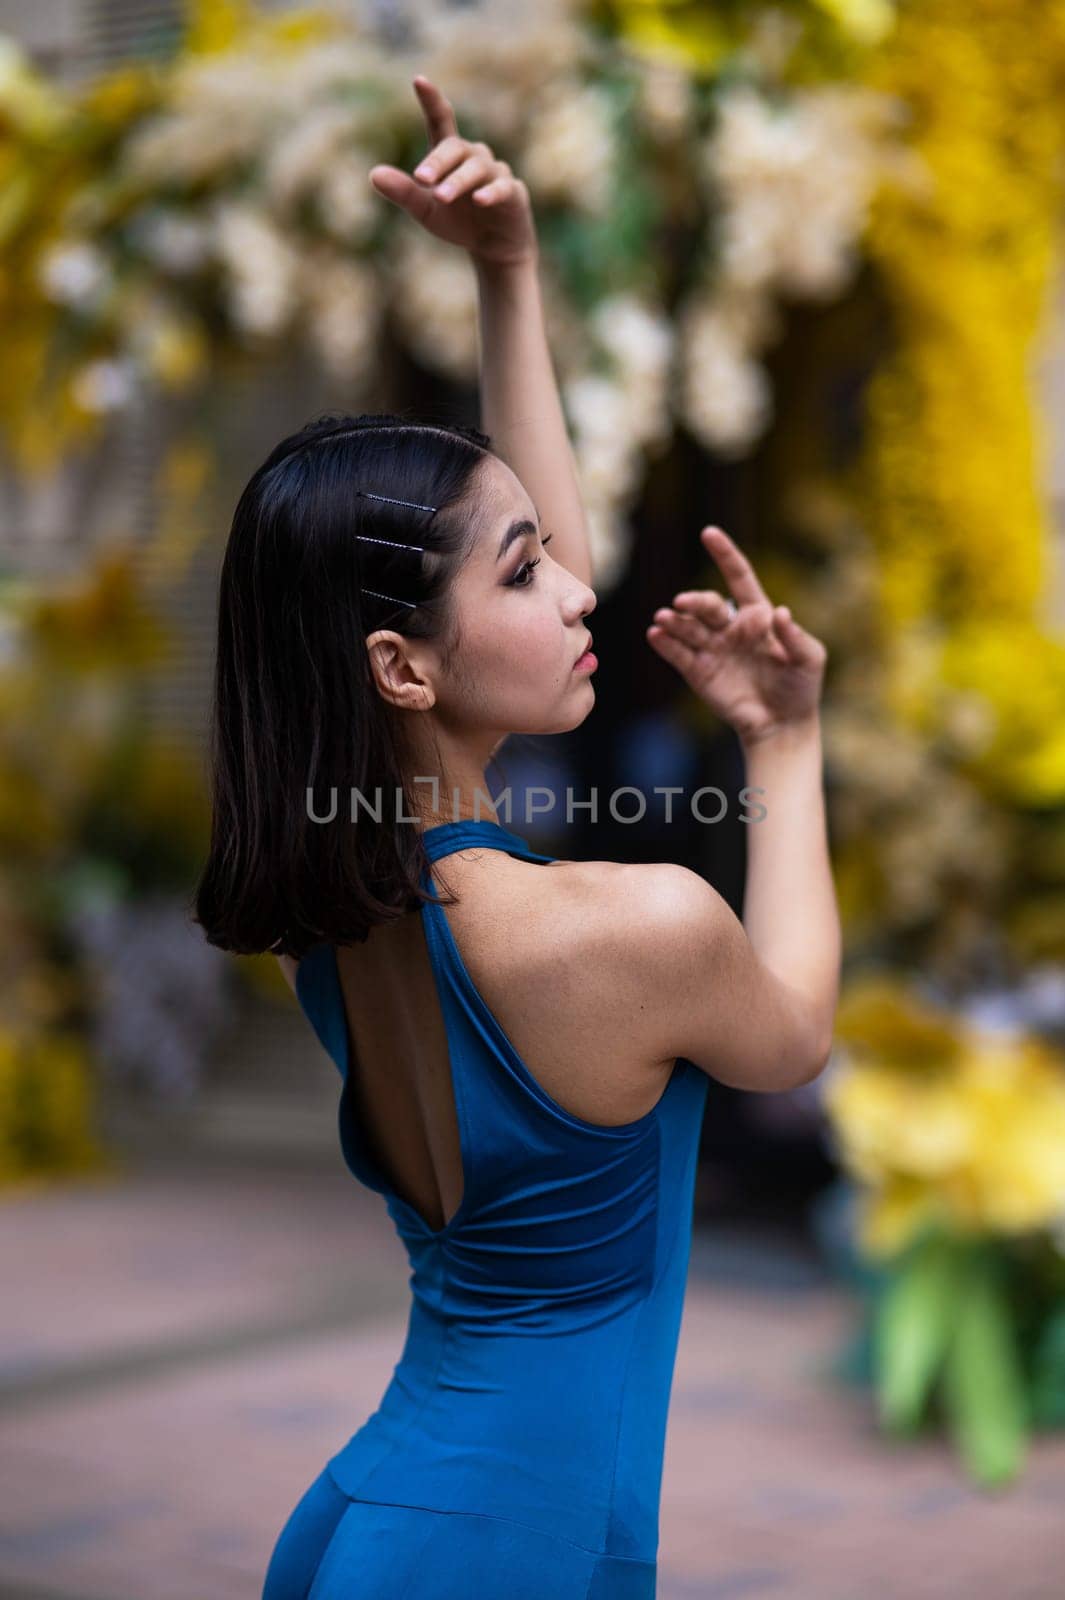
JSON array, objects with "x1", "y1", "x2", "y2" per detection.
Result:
[
  {"x1": 508, "y1": 530, "x2": 553, "y2": 588},
  {"x1": 509, "y1": 557, "x2": 541, "y2": 588}
]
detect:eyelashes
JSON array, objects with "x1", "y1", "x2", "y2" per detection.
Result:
[{"x1": 509, "y1": 531, "x2": 553, "y2": 588}]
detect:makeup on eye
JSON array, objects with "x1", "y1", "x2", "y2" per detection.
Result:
[{"x1": 507, "y1": 531, "x2": 553, "y2": 587}]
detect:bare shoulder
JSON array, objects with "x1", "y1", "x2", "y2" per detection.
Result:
[
  {"x1": 509, "y1": 854, "x2": 828, "y2": 1093},
  {"x1": 439, "y1": 849, "x2": 681, "y2": 1120},
  {"x1": 520, "y1": 855, "x2": 716, "y2": 962},
  {"x1": 481, "y1": 853, "x2": 712, "y2": 1059}
]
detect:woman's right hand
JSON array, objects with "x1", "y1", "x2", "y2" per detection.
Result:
[
  {"x1": 646, "y1": 525, "x2": 827, "y2": 745},
  {"x1": 369, "y1": 76, "x2": 538, "y2": 271}
]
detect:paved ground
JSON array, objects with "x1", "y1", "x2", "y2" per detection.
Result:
[{"x1": 2, "y1": 1158, "x2": 1063, "y2": 1600}]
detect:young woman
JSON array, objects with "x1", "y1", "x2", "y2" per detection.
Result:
[{"x1": 195, "y1": 76, "x2": 840, "y2": 1600}]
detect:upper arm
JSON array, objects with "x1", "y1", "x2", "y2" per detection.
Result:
[{"x1": 603, "y1": 863, "x2": 830, "y2": 1093}]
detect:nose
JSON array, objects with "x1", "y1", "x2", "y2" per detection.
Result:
[{"x1": 564, "y1": 574, "x2": 597, "y2": 623}]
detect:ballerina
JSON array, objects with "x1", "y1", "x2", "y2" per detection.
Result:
[{"x1": 194, "y1": 72, "x2": 839, "y2": 1600}]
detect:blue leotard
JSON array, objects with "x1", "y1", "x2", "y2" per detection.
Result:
[{"x1": 262, "y1": 818, "x2": 709, "y2": 1598}]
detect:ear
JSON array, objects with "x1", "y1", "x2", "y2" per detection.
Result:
[{"x1": 365, "y1": 630, "x2": 437, "y2": 712}]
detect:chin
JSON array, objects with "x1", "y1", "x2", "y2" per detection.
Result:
[
  {"x1": 506, "y1": 683, "x2": 595, "y2": 739},
  {"x1": 553, "y1": 697, "x2": 595, "y2": 735}
]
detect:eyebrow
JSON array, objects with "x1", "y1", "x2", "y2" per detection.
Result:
[{"x1": 496, "y1": 506, "x2": 541, "y2": 561}]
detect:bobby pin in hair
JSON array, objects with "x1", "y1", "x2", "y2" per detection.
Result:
[
  {"x1": 355, "y1": 488, "x2": 438, "y2": 514},
  {"x1": 356, "y1": 535, "x2": 427, "y2": 552},
  {"x1": 363, "y1": 589, "x2": 419, "y2": 610}
]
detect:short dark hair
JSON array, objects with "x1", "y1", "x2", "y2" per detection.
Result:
[{"x1": 193, "y1": 409, "x2": 494, "y2": 958}]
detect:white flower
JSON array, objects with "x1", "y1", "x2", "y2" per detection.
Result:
[
  {"x1": 564, "y1": 374, "x2": 637, "y2": 491},
  {"x1": 418, "y1": 0, "x2": 588, "y2": 145},
  {"x1": 561, "y1": 373, "x2": 649, "y2": 593},
  {"x1": 591, "y1": 296, "x2": 674, "y2": 449},
  {"x1": 742, "y1": 10, "x2": 805, "y2": 74},
  {"x1": 71, "y1": 358, "x2": 137, "y2": 414},
  {"x1": 584, "y1": 497, "x2": 630, "y2": 594},
  {"x1": 676, "y1": 296, "x2": 773, "y2": 455},
  {"x1": 212, "y1": 203, "x2": 299, "y2": 338},
  {"x1": 263, "y1": 104, "x2": 362, "y2": 210},
  {"x1": 389, "y1": 230, "x2": 479, "y2": 380},
  {"x1": 521, "y1": 80, "x2": 615, "y2": 215},
  {"x1": 707, "y1": 83, "x2": 896, "y2": 300},
  {"x1": 316, "y1": 155, "x2": 377, "y2": 244},
  {"x1": 125, "y1": 104, "x2": 263, "y2": 186},
  {"x1": 129, "y1": 209, "x2": 211, "y2": 274},
  {"x1": 38, "y1": 241, "x2": 110, "y2": 308},
  {"x1": 635, "y1": 60, "x2": 693, "y2": 141},
  {"x1": 300, "y1": 254, "x2": 379, "y2": 383}
]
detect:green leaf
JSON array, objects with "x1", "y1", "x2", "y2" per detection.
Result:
[
  {"x1": 941, "y1": 1248, "x2": 1029, "y2": 1488},
  {"x1": 875, "y1": 1230, "x2": 964, "y2": 1433},
  {"x1": 1031, "y1": 1304, "x2": 1065, "y2": 1428}
]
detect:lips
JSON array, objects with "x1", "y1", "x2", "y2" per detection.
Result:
[{"x1": 574, "y1": 636, "x2": 593, "y2": 665}]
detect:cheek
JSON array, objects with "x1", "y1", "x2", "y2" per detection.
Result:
[{"x1": 468, "y1": 606, "x2": 561, "y2": 679}]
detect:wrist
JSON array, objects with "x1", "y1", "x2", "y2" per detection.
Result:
[
  {"x1": 473, "y1": 250, "x2": 540, "y2": 283},
  {"x1": 739, "y1": 712, "x2": 822, "y2": 754}
]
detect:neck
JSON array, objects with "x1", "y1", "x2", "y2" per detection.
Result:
[{"x1": 399, "y1": 724, "x2": 507, "y2": 831}]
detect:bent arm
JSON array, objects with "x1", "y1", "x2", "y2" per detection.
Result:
[
  {"x1": 617, "y1": 864, "x2": 831, "y2": 1094},
  {"x1": 611, "y1": 715, "x2": 840, "y2": 1091},
  {"x1": 474, "y1": 257, "x2": 593, "y2": 587}
]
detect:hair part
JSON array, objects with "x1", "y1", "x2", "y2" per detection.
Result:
[{"x1": 193, "y1": 410, "x2": 495, "y2": 958}]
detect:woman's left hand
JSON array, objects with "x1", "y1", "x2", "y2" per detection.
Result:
[{"x1": 369, "y1": 76, "x2": 538, "y2": 270}]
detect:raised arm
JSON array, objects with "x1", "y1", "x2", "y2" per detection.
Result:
[
  {"x1": 638, "y1": 526, "x2": 840, "y2": 1087},
  {"x1": 473, "y1": 259, "x2": 593, "y2": 588},
  {"x1": 369, "y1": 76, "x2": 593, "y2": 587}
]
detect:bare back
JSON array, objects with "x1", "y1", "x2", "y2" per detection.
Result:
[{"x1": 324, "y1": 844, "x2": 675, "y2": 1234}]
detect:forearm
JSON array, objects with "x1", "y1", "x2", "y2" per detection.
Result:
[
  {"x1": 740, "y1": 714, "x2": 841, "y2": 1058},
  {"x1": 473, "y1": 256, "x2": 593, "y2": 587}
]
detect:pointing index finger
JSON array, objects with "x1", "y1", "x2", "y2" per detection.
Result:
[
  {"x1": 701, "y1": 525, "x2": 771, "y2": 609},
  {"x1": 413, "y1": 76, "x2": 459, "y2": 147}
]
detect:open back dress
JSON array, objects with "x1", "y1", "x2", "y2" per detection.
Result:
[{"x1": 262, "y1": 817, "x2": 709, "y2": 1600}]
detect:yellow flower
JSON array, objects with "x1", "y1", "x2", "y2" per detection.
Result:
[
  {"x1": 833, "y1": 973, "x2": 965, "y2": 1070},
  {"x1": 0, "y1": 37, "x2": 69, "y2": 139},
  {"x1": 812, "y1": 0, "x2": 896, "y2": 46},
  {"x1": 0, "y1": 1025, "x2": 108, "y2": 1187},
  {"x1": 182, "y1": 0, "x2": 257, "y2": 56},
  {"x1": 856, "y1": 0, "x2": 1065, "y2": 824},
  {"x1": 861, "y1": 1173, "x2": 944, "y2": 1256},
  {"x1": 27, "y1": 546, "x2": 168, "y2": 673},
  {"x1": 826, "y1": 999, "x2": 1065, "y2": 1257},
  {"x1": 143, "y1": 316, "x2": 208, "y2": 390},
  {"x1": 602, "y1": 0, "x2": 733, "y2": 74}
]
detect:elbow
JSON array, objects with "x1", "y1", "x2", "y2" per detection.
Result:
[
  {"x1": 780, "y1": 993, "x2": 834, "y2": 1090},
  {"x1": 792, "y1": 1031, "x2": 834, "y2": 1089}
]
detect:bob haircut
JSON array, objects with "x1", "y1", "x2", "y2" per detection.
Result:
[{"x1": 193, "y1": 409, "x2": 495, "y2": 959}]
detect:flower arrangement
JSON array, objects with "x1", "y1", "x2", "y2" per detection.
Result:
[
  {"x1": 0, "y1": 545, "x2": 231, "y2": 1183},
  {"x1": 821, "y1": 975, "x2": 1065, "y2": 1485},
  {"x1": 0, "y1": 6, "x2": 1062, "y2": 1480},
  {"x1": 1, "y1": 0, "x2": 901, "y2": 586},
  {"x1": 857, "y1": 0, "x2": 1065, "y2": 812}
]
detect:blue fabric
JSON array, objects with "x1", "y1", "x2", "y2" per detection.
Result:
[{"x1": 264, "y1": 819, "x2": 708, "y2": 1598}]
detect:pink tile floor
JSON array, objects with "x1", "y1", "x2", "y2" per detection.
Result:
[{"x1": 2, "y1": 1162, "x2": 1062, "y2": 1599}]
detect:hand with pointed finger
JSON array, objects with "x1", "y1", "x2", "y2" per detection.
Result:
[
  {"x1": 368, "y1": 75, "x2": 538, "y2": 270},
  {"x1": 646, "y1": 525, "x2": 828, "y2": 745}
]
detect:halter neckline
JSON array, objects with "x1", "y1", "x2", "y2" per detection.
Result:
[
  {"x1": 420, "y1": 817, "x2": 512, "y2": 838},
  {"x1": 416, "y1": 816, "x2": 535, "y2": 865}
]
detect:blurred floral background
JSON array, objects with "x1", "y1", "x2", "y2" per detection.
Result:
[{"x1": 2, "y1": 0, "x2": 1065, "y2": 1560}]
